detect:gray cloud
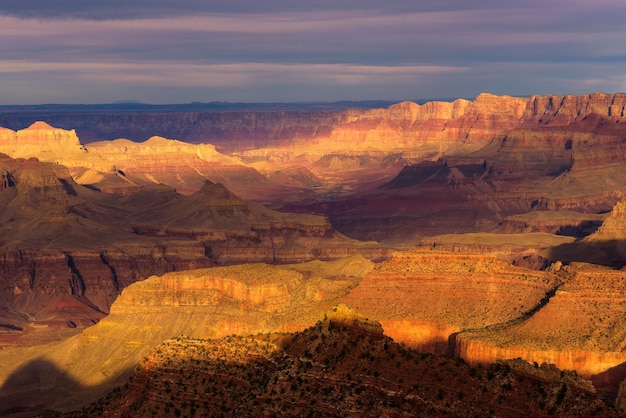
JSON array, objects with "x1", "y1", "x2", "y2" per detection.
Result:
[
  {"x1": 0, "y1": 1, "x2": 624, "y2": 104},
  {"x1": 0, "y1": 1, "x2": 522, "y2": 19}
]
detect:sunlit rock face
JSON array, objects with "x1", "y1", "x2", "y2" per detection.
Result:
[
  {"x1": 0, "y1": 121, "x2": 86, "y2": 162},
  {"x1": 325, "y1": 93, "x2": 528, "y2": 152},
  {"x1": 341, "y1": 250, "x2": 556, "y2": 351},
  {"x1": 453, "y1": 262, "x2": 626, "y2": 398},
  {"x1": 340, "y1": 249, "x2": 626, "y2": 401},
  {"x1": 107, "y1": 262, "x2": 366, "y2": 337},
  {"x1": 522, "y1": 93, "x2": 626, "y2": 126},
  {"x1": 587, "y1": 200, "x2": 626, "y2": 241},
  {"x1": 83, "y1": 136, "x2": 274, "y2": 198}
]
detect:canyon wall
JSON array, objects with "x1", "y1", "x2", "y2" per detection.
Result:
[
  {"x1": 339, "y1": 248, "x2": 626, "y2": 402},
  {"x1": 0, "y1": 152, "x2": 388, "y2": 342},
  {"x1": 341, "y1": 250, "x2": 557, "y2": 351},
  {"x1": 3, "y1": 92, "x2": 625, "y2": 156},
  {"x1": 0, "y1": 108, "x2": 363, "y2": 153},
  {"x1": 326, "y1": 93, "x2": 528, "y2": 151}
]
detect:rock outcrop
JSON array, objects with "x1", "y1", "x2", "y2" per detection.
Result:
[
  {"x1": 337, "y1": 249, "x2": 626, "y2": 403},
  {"x1": 522, "y1": 93, "x2": 626, "y2": 126},
  {"x1": 452, "y1": 262, "x2": 626, "y2": 404},
  {"x1": 83, "y1": 136, "x2": 278, "y2": 199},
  {"x1": 341, "y1": 250, "x2": 557, "y2": 352},
  {"x1": 0, "y1": 121, "x2": 86, "y2": 162},
  {"x1": 325, "y1": 93, "x2": 527, "y2": 152}
]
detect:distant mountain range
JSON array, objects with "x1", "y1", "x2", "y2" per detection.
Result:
[{"x1": 0, "y1": 98, "x2": 464, "y2": 113}]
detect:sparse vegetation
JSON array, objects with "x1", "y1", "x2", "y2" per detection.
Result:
[{"x1": 68, "y1": 312, "x2": 617, "y2": 418}]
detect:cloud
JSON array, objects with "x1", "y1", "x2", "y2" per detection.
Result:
[
  {"x1": 0, "y1": 1, "x2": 624, "y2": 104},
  {"x1": 0, "y1": 60, "x2": 467, "y2": 85},
  {"x1": 0, "y1": 1, "x2": 529, "y2": 20}
]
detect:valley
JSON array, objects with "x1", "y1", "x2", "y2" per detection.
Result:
[{"x1": 2, "y1": 92, "x2": 626, "y2": 415}]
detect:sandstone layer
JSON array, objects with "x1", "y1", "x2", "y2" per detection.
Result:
[{"x1": 341, "y1": 250, "x2": 557, "y2": 353}]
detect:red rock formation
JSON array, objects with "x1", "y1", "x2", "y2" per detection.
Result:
[
  {"x1": 341, "y1": 250, "x2": 556, "y2": 352},
  {"x1": 522, "y1": 93, "x2": 626, "y2": 126},
  {"x1": 323, "y1": 93, "x2": 527, "y2": 152},
  {"x1": 451, "y1": 262, "x2": 626, "y2": 402}
]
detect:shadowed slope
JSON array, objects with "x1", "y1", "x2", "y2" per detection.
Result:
[{"x1": 70, "y1": 306, "x2": 615, "y2": 417}]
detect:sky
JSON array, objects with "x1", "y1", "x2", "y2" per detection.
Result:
[{"x1": 1, "y1": 0, "x2": 625, "y2": 104}]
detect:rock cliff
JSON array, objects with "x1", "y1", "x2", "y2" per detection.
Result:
[
  {"x1": 83, "y1": 136, "x2": 280, "y2": 199},
  {"x1": 452, "y1": 262, "x2": 626, "y2": 403},
  {"x1": 341, "y1": 250, "x2": 557, "y2": 352},
  {"x1": 522, "y1": 93, "x2": 626, "y2": 126},
  {"x1": 0, "y1": 121, "x2": 86, "y2": 163},
  {"x1": 337, "y1": 249, "x2": 626, "y2": 402},
  {"x1": 325, "y1": 93, "x2": 527, "y2": 152}
]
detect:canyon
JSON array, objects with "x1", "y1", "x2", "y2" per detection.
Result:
[{"x1": 2, "y1": 92, "x2": 626, "y2": 414}]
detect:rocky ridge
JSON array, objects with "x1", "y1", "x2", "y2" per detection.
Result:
[{"x1": 69, "y1": 307, "x2": 615, "y2": 417}]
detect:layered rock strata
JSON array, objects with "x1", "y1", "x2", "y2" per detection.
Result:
[
  {"x1": 0, "y1": 154, "x2": 388, "y2": 342},
  {"x1": 453, "y1": 263, "x2": 626, "y2": 403},
  {"x1": 340, "y1": 249, "x2": 626, "y2": 399},
  {"x1": 341, "y1": 250, "x2": 557, "y2": 353}
]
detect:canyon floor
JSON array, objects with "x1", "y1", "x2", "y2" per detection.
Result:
[{"x1": 2, "y1": 93, "x2": 626, "y2": 415}]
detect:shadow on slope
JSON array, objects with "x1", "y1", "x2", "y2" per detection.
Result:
[
  {"x1": 69, "y1": 307, "x2": 615, "y2": 417},
  {"x1": 592, "y1": 362, "x2": 626, "y2": 408},
  {"x1": 547, "y1": 238, "x2": 626, "y2": 268},
  {"x1": 0, "y1": 358, "x2": 132, "y2": 417}
]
